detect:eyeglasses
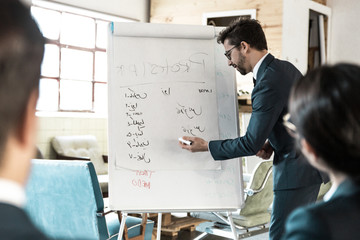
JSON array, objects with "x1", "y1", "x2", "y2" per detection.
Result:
[
  {"x1": 282, "y1": 113, "x2": 299, "y2": 138},
  {"x1": 224, "y1": 45, "x2": 239, "y2": 60}
]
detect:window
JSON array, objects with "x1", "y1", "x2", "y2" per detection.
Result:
[{"x1": 31, "y1": 2, "x2": 132, "y2": 115}]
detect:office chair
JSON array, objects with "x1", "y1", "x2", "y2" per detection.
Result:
[
  {"x1": 192, "y1": 160, "x2": 273, "y2": 238},
  {"x1": 51, "y1": 135, "x2": 109, "y2": 196},
  {"x1": 25, "y1": 159, "x2": 154, "y2": 240}
]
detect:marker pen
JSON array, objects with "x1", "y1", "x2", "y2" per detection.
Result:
[{"x1": 178, "y1": 137, "x2": 192, "y2": 146}]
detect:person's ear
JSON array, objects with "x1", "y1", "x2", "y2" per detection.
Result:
[
  {"x1": 300, "y1": 138, "x2": 318, "y2": 162},
  {"x1": 300, "y1": 138, "x2": 331, "y2": 173},
  {"x1": 301, "y1": 139, "x2": 316, "y2": 155},
  {"x1": 240, "y1": 41, "x2": 250, "y2": 53}
]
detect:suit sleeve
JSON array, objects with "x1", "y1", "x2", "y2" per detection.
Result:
[
  {"x1": 282, "y1": 207, "x2": 329, "y2": 240},
  {"x1": 209, "y1": 72, "x2": 285, "y2": 160}
]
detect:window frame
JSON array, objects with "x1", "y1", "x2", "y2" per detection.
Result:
[{"x1": 31, "y1": 0, "x2": 134, "y2": 116}]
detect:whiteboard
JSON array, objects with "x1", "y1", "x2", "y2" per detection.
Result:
[{"x1": 108, "y1": 22, "x2": 244, "y2": 212}]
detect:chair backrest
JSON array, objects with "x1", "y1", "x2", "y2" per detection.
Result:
[
  {"x1": 240, "y1": 160, "x2": 273, "y2": 216},
  {"x1": 51, "y1": 135, "x2": 108, "y2": 175},
  {"x1": 25, "y1": 159, "x2": 109, "y2": 240},
  {"x1": 317, "y1": 181, "x2": 332, "y2": 201}
]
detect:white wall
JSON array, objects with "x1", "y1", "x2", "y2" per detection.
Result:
[
  {"x1": 24, "y1": 0, "x2": 150, "y2": 22},
  {"x1": 327, "y1": 0, "x2": 360, "y2": 65},
  {"x1": 282, "y1": 0, "x2": 331, "y2": 74}
]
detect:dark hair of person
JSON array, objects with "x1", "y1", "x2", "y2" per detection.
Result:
[
  {"x1": 0, "y1": 0, "x2": 45, "y2": 160},
  {"x1": 289, "y1": 64, "x2": 360, "y2": 180},
  {"x1": 217, "y1": 17, "x2": 268, "y2": 51}
]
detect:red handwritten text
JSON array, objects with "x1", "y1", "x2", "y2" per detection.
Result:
[
  {"x1": 131, "y1": 170, "x2": 155, "y2": 190},
  {"x1": 132, "y1": 179, "x2": 151, "y2": 189}
]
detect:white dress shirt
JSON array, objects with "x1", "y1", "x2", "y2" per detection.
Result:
[
  {"x1": 0, "y1": 178, "x2": 26, "y2": 208},
  {"x1": 323, "y1": 183, "x2": 337, "y2": 202},
  {"x1": 252, "y1": 52, "x2": 269, "y2": 80}
]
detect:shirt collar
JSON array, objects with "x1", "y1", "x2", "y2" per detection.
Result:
[
  {"x1": 252, "y1": 53, "x2": 269, "y2": 80},
  {"x1": 323, "y1": 183, "x2": 337, "y2": 202},
  {"x1": 325, "y1": 178, "x2": 360, "y2": 201},
  {"x1": 0, "y1": 178, "x2": 26, "y2": 208}
]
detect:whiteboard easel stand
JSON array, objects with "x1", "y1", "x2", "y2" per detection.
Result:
[
  {"x1": 227, "y1": 212, "x2": 238, "y2": 240},
  {"x1": 117, "y1": 212, "x2": 162, "y2": 240},
  {"x1": 212, "y1": 212, "x2": 238, "y2": 239},
  {"x1": 117, "y1": 211, "x2": 238, "y2": 240},
  {"x1": 156, "y1": 213, "x2": 162, "y2": 240},
  {"x1": 156, "y1": 211, "x2": 238, "y2": 240},
  {"x1": 193, "y1": 232, "x2": 208, "y2": 240},
  {"x1": 192, "y1": 211, "x2": 238, "y2": 240},
  {"x1": 117, "y1": 212, "x2": 128, "y2": 240}
]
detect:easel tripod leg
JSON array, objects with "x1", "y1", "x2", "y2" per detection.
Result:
[
  {"x1": 193, "y1": 232, "x2": 208, "y2": 240},
  {"x1": 227, "y1": 212, "x2": 238, "y2": 240},
  {"x1": 156, "y1": 213, "x2": 162, "y2": 240},
  {"x1": 117, "y1": 212, "x2": 128, "y2": 240}
]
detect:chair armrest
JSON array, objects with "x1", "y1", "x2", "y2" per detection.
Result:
[
  {"x1": 102, "y1": 155, "x2": 108, "y2": 163},
  {"x1": 244, "y1": 167, "x2": 272, "y2": 196},
  {"x1": 56, "y1": 153, "x2": 90, "y2": 161},
  {"x1": 96, "y1": 209, "x2": 114, "y2": 217}
]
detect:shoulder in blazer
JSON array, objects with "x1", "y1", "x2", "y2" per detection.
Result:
[
  {"x1": 283, "y1": 179, "x2": 360, "y2": 240},
  {"x1": 0, "y1": 203, "x2": 48, "y2": 240}
]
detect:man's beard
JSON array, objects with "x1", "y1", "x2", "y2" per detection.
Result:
[
  {"x1": 234, "y1": 52, "x2": 247, "y2": 75},
  {"x1": 237, "y1": 66, "x2": 247, "y2": 75}
]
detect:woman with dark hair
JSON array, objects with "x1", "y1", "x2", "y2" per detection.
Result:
[{"x1": 282, "y1": 63, "x2": 360, "y2": 240}]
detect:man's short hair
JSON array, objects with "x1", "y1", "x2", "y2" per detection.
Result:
[
  {"x1": 0, "y1": 0, "x2": 45, "y2": 160},
  {"x1": 217, "y1": 18, "x2": 268, "y2": 51}
]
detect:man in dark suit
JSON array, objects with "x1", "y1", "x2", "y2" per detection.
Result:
[
  {"x1": 0, "y1": 1, "x2": 48, "y2": 239},
  {"x1": 180, "y1": 18, "x2": 326, "y2": 240}
]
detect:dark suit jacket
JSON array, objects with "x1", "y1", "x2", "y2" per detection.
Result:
[
  {"x1": 0, "y1": 203, "x2": 48, "y2": 240},
  {"x1": 209, "y1": 54, "x2": 324, "y2": 190},
  {"x1": 282, "y1": 179, "x2": 360, "y2": 240}
]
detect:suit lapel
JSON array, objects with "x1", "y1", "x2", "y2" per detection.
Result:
[{"x1": 255, "y1": 53, "x2": 275, "y2": 85}]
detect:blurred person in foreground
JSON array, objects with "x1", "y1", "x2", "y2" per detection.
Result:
[
  {"x1": 282, "y1": 63, "x2": 360, "y2": 240},
  {"x1": 0, "y1": 0, "x2": 48, "y2": 239}
]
